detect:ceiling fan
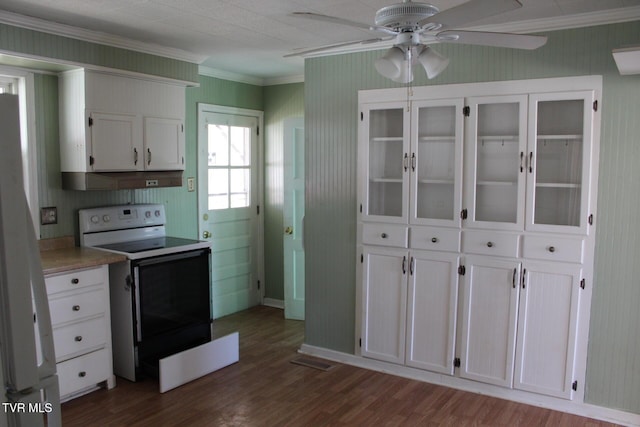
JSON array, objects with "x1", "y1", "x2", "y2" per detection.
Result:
[{"x1": 287, "y1": 0, "x2": 547, "y2": 82}]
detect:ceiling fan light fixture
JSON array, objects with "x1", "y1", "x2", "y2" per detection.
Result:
[
  {"x1": 374, "y1": 46, "x2": 406, "y2": 79},
  {"x1": 391, "y1": 58, "x2": 414, "y2": 83},
  {"x1": 417, "y1": 46, "x2": 449, "y2": 79}
]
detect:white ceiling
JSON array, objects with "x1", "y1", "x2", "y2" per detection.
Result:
[{"x1": 0, "y1": 0, "x2": 639, "y2": 83}]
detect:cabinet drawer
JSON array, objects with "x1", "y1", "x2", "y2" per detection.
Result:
[
  {"x1": 57, "y1": 348, "x2": 110, "y2": 398},
  {"x1": 49, "y1": 288, "x2": 106, "y2": 327},
  {"x1": 53, "y1": 316, "x2": 107, "y2": 362},
  {"x1": 411, "y1": 227, "x2": 460, "y2": 252},
  {"x1": 45, "y1": 265, "x2": 107, "y2": 295},
  {"x1": 463, "y1": 230, "x2": 519, "y2": 258},
  {"x1": 522, "y1": 235, "x2": 584, "y2": 263},
  {"x1": 362, "y1": 224, "x2": 408, "y2": 247}
]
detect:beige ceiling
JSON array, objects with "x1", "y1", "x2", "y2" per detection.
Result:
[{"x1": 0, "y1": 0, "x2": 639, "y2": 82}]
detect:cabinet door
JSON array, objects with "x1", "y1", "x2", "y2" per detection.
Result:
[
  {"x1": 361, "y1": 246, "x2": 408, "y2": 364},
  {"x1": 360, "y1": 102, "x2": 410, "y2": 223},
  {"x1": 89, "y1": 111, "x2": 143, "y2": 171},
  {"x1": 464, "y1": 96, "x2": 528, "y2": 231},
  {"x1": 459, "y1": 256, "x2": 520, "y2": 387},
  {"x1": 144, "y1": 117, "x2": 185, "y2": 171},
  {"x1": 526, "y1": 91, "x2": 595, "y2": 234},
  {"x1": 405, "y1": 250, "x2": 459, "y2": 374},
  {"x1": 514, "y1": 261, "x2": 581, "y2": 399},
  {"x1": 410, "y1": 99, "x2": 464, "y2": 227}
]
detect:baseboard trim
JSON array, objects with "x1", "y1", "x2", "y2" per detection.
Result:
[
  {"x1": 262, "y1": 298, "x2": 284, "y2": 309},
  {"x1": 298, "y1": 344, "x2": 640, "y2": 427}
]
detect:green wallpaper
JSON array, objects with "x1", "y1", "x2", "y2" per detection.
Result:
[
  {"x1": 263, "y1": 83, "x2": 304, "y2": 301},
  {"x1": 0, "y1": 23, "x2": 198, "y2": 83},
  {"x1": 304, "y1": 21, "x2": 640, "y2": 414}
]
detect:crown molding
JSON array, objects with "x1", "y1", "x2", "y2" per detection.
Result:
[
  {"x1": 0, "y1": 10, "x2": 206, "y2": 64},
  {"x1": 263, "y1": 74, "x2": 304, "y2": 86}
]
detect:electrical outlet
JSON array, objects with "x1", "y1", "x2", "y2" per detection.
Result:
[
  {"x1": 187, "y1": 177, "x2": 195, "y2": 192},
  {"x1": 40, "y1": 207, "x2": 57, "y2": 225}
]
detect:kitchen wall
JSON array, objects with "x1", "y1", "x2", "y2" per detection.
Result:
[{"x1": 304, "y1": 21, "x2": 640, "y2": 414}]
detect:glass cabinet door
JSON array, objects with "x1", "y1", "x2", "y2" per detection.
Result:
[
  {"x1": 361, "y1": 102, "x2": 410, "y2": 222},
  {"x1": 526, "y1": 92, "x2": 594, "y2": 233},
  {"x1": 465, "y1": 95, "x2": 528, "y2": 230},
  {"x1": 410, "y1": 99, "x2": 463, "y2": 226}
]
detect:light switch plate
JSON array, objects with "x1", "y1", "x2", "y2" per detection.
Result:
[
  {"x1": 40, "y1": 207, "x2": 57, "y2": 225},
  {"x1": 187, "y1": 177, "x2": 195, "y2": 192}
]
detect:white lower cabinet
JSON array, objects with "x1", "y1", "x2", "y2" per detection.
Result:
[
  {"x1": 44, "y1": 265, "x2": 115, "y2": 401},
  {"x1": 459, "y1": 255, "x2": 582, "y2": 398},
  {"x1": 361, "y1": 246, "x2": 459, "y2": 374}
]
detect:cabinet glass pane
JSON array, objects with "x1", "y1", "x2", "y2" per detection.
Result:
[
  {"x1": 534, "y1": 100, "x2": 583, "y2": 226},
  {"x1": 416, "y1": 105, "x2": 456, "y2": 220},
  {"x1": 475, "y1": 102, "x2": 520, "y2": 223},
  {"x1": 368, "y1": 108, "x2": 404, "y2": 217}
]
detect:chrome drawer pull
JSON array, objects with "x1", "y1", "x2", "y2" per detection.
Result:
[
  {"x1": 78, "y1": 371, "x2": 86, "y2": 378},
  {"x1": 381, "y1": 233, "x2": 388, "y2": 238},
  {"x1": 486, "y1": 241, "x2": 494, "y2": 248},
  {"x1": 74, "y1": 336, "x2": 83, "y2": 342},
  {"x1": 548, "y1": 246, "x2": 556, "y2": 253},
  {"x1": 71, "y1": 278, "x2": 79, "y2": 284},
  {"x1": 431, "y1": 237, "x2": 438, "y2": 243},
  {"x1": 72, "y1": 305, "x2": 80, "y2": 311}
]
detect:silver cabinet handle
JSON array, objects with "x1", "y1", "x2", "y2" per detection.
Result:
[
  {"x1": 147, "y1": 148, "x2": 152, "y2": 165},
  {"x1": 78, "y1": 371, "x2": 86, "y2": 378},
  {"x1": 74, "y1": 336, "x2": 83, "y2": 342},
  {"x1": 403, "y1": 153, "x2": 408, "y2": 172},
  {"x1": 512, "y1": 268, "x2": 517, "y2": 288},
  {"x1": 411, "y1": 153, "x2": 416, "y2": 171},
  {"x1": 71, "y1": 278, "x2": 79, "y2": 284},
  {"x1": 134, "y1": 148, "x2": 138, "y2": 165},
  {"x1": 402, "y1": 256, "x2": 406, "y2": 274},
  {"x1": 548, "y1": 246, "x2": 556, "y2": 253},
  {"x1": 520, "y1": 151, "x2": 524, "y2": 173},
  {"x1": 487, "y1": 241, "x2": 494, "y2": 248},
  {"x1": 72, "y1": 305, "x2": 80, "y2": 311},
  {"x1": 431, "y1": 237, "x2": 438, "y2": 243},
  {"x1": 529, "y1": 152, "x2": 533, "y2": 173},
  {"x1": 381, "y1": 233, "x2": 388, "y2": 238}
]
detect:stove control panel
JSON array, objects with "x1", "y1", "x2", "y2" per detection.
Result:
[{"x1": 79, "y1": 204, "x2": 166, "y2": 234}]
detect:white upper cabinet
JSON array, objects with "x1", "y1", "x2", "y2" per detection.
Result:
[
  {"x1": 526, "y1": 91, "x2": 595, "y2": 235},
  {"x1": 59, "y1": 69, "x2": 186, "y2": 173},
  {"x1": 360, "y1": 98, "x2": 463, "y2": 227},
  {"x1": 464, "y1": 95, "x2": 528, "y2": 231}
]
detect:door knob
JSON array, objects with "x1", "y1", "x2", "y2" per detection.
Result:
[
  {"x1": 284, "y1": 226, "x2": 293, "y2": 235},
  {"x1": 202, "y1": 230, "x2": 212, "y2": 238}
]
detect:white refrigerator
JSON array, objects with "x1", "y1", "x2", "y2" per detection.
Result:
[{"x1": 0, "y1": 94, "x2": 61, "y2": 426}]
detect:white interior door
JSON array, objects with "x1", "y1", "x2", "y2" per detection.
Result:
[
  {"x1": 198, "y1": 105, "x2": 264, "y2": 319},
  {"x1": 283, "y1": 117, "x2": 305, "y2": 320}
]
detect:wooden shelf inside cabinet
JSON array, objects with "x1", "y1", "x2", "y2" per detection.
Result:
[
  {"x1": 478, "y1": 135, "x2": 519, "y2": 142},
  {"x1": 418, "y1": 179, "x2": 455, "y2": 185},
  {"x1": 371, "y1": 137, "x2": 404, "y2": 142},
  {"x1": 476, "y1": 181, "x2": 517, "y2": 186},
  {"x1": 537, "y1": 134, "x2": 582, "y2": 141},
  {"x1": 371, "y1": 177, "x2": 403, "y2": 183},
  {"x1": 535, "y1": 183, "x2": 581, "y2": 189},
  {"x1": 418, "y1": 136, "x2": 456, "y2": 143}
]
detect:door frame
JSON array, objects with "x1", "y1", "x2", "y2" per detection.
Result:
[{"x1": 197, "y1": 103, "x2": 265, "y2": 305}]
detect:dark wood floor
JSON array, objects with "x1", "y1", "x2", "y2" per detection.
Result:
[{"x1": 61, "y1": 306, "x2": 617, "y2": 426}]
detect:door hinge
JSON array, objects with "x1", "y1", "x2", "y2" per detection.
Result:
[
  {"x1": 460, "y1": 209, "x2": 468, "y2": 220},
  {"x1": 580, "y1": 278, "x2": 586, "y2": 290},
  {"x1": 182, "y1": 156, "x2": 185, "y2": 165},
  {"x1": 256, "y1": 125, "x2": 260, "y2": 136},
  {"x1": 257, "y1": 205, "x2": 260, "y2": 215},
  {"x1": 593, "y1": 100, "x2": 598, "y2": 112},
  {"x1": 181, "y1": 123, "x2": 184, "y2": 132},
  {"x1": 360, "y1": 254, "x2": 363, "y2": 263},
  {"x1": 463, "y1": 106, "x2": 470, "y2": 117},
  {"x1": 360, "y1": 204, "x2": 363, "y2": 213},
  {"x1": 257, "y1": 280, "x2": 261, "y2": 290},
  {"x1": 454, "y1": 357, "x2": 461, "y2": 368},
  {"x1": 458, "y1": 265, "x2": 466, "y2": 276},
  {"x1": 359, "y1": 338, "x2": 362, "y2": 347},
  {"x1": 588, "y1": 213, "x2": 594, "y2": 225},
  {"x1": 89, "y1": 155, "x2": 95, "y2": 166},
  {"x1": 88, "y1": 116, "x2": 93, "y2": 127},
  {"x1": 360, "y1": 112, "x2": 363, "y2": 121},
  {"x1": 572, "y1": 380, "x2": 578, "y2": 391}
]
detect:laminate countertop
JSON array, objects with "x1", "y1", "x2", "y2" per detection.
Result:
[{"x1": 40, "y1": 236, "x2": 127, "y2": 276}]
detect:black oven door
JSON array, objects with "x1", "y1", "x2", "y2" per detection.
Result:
[{"x1": 132, "y1": 248, "x2": 212, "y2": 367}]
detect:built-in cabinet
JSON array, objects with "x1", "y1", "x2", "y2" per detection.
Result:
[
  {"x1": 357, "y1": 76, "x2": 600, "y2": 404},
  {"x1": 59, "y1": 69, "x2": 185, "y2": 172},
  {"x1": 43, "y1": 265, "x2": 115, "y2": 401}
]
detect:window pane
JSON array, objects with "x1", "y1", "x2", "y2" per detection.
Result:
[
  {"x1": 230, "y1": 168, "x2": 250, "y2": 208},
  {"x1": 208, "y1": 124, "x2": 229, "y2": 166},
  {"x1": 208, "y1": 168, "x2": 228, "y2": 210},
  {"x1": 230, "y1": 126, "x2": 250, "y2": 166}
]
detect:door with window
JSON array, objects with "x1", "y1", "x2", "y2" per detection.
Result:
[{"x1": 198, "y1": 105, "x2": 263, "y2": 319}]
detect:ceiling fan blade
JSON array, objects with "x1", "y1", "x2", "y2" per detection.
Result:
[
  {"x1": 284, "y1": 38, "x2": 389, "y2": 58},
  {"x1": 291, "y1": 12, "x2": 397, "y2": 35},
  {"x1": 419, "y1": 0, "x2": 522, "y2": 30},
  {"x1": 437, "y1": 30, "x2": 547, "y2": 50}
]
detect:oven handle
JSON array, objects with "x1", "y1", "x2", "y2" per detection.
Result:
[
  {"x1": 133, "y1": 249, "x2": 209, "y2": 267},
  {"x1": 133, "y1": 266, "x2": 142, "y2": 343}
]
